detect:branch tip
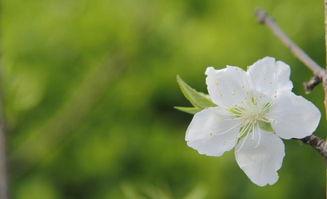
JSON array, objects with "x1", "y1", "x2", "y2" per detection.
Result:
[
  {"x1": 255, "y1": 8, "x2": 324, "y2": 77},
  {"x1": 255, "y1": 8, "x2": 268, "y2": 24}
]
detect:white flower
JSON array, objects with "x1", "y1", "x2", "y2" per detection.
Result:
[{"x1": 186, "y1": 57, "x2": 321, "y2": 186}]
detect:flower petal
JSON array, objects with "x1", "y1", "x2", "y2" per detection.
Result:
[
  {"x1": 247, "y1": 57, "x2": 293, "y2": 97},
  {"x1": 186, "y1": 107, "x2": 241, "y2": 156},
  {"x1": 235, "y1": 129, "x2": 285, "y2": 186},
  {"x1": 206, "y1": 66, "x2": 251, "y2": 108},
  {"x1": 268, "y1": 92, "x2": 321, "y2": 139}
]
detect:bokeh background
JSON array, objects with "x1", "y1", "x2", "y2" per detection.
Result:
[{"x1": 2, "y1": 0, "x2": 327, "y2": 198}]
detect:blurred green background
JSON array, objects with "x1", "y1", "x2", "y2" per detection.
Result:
[{"x1": 2, "y1": 0, "x2": 327, "y2": 198}]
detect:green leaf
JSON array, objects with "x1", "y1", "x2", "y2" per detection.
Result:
[
  {"x1": 174, "y1": 106, "x2": 202, "y2": 114},
  {"x1": 176, "y1": 75, "x2": 215, "y2": 108}
]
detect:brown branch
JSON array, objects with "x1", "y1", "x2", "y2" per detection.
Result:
[
  {"x1": 255, "y1": 8, "x2": 327, "y2": 161},
  {"x1": 255, "y1": 9, "x2": 325, "y2": 78},
  {"x1": 304, "y1": 75, "x2": 322, "y2": 93},
  {"x1": 300, "y1": 135, "x2": 327, "y2": 161},
  {"x1": 324, "y1": 0, "x2": 327, "y2": 196}
]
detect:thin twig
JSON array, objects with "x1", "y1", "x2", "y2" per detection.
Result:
[
  {"x1": 323, "y1": 0, "x2": 327, "y2": 196},
  {"x1": 255, "y1": 8, "x2": 327, "y2": 162},
  {"x1": 255, "y1": 9, "x2": 325, "y2": 77},
  {"x1": 323, "y1": 1, "x2": 327, "y2": 120},
  {"x1": 300, "y1": 135, "x2": 327, "y2": 161}
]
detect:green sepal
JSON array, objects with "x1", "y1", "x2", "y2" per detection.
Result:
[
  {"x1": 174, "y1": 106, "x2": 202, "y2": 114},
  {"x1": 176, "y1": 75, "x2": 215, "y2": 109},
  {"x1": 258, "y1": 121, "x2": 274, "y2": 132}
]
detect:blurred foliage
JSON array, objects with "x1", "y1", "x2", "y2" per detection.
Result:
[{"x1": 2, "y1": 0, "x2": 327, "y2": 198}]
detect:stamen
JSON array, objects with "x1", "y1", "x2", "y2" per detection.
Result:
[
  {"x1": 262, "y1": 102, "x2": 272, "y2": 113},
  {"x1": 229, "y1": 94, "x2": 274, "y2": 144},
  {"x1": 236, "y1": 131, "x2": 251, "y2": 152},
  {"x1": 251, "y1": 96, "x2": 257, "y2": 105},
  {"x1": 238, "y1": 120, "x2": 254, "y2": 138},
  {"x1": 259, "y1": 117, "x2": 270, "y2": 123},
  {"x1": 221, "y1": 117, "x2": 242, "y2": 121}
]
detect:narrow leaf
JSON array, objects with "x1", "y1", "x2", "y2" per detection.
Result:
[
  {"x1": 174, "y1": 106, "x2": 202, "y2": 114},
  {"x1": 176, "y1": 75, "x2": 215, "y2": 108}
]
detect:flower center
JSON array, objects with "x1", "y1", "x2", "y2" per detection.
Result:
[{"x1": 229, "y1": 94, "x2": 274, "y2": 138}]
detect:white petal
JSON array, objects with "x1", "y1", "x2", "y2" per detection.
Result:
[
  {"x1": 247, "y1": 57, "x2": 293, "y2": 97},
  {"x1": 235, "y1": 129, "x2": 285, "y2": 186},
  {"x1": 186, "y1": 107, "x2": 241, "y2": 156},
  {"x1": 268, "y1": 92, "x2": 321, "y2": 139},
  {"x1": 206, "y1": 66, "x2": 251, "y2": 108}
]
